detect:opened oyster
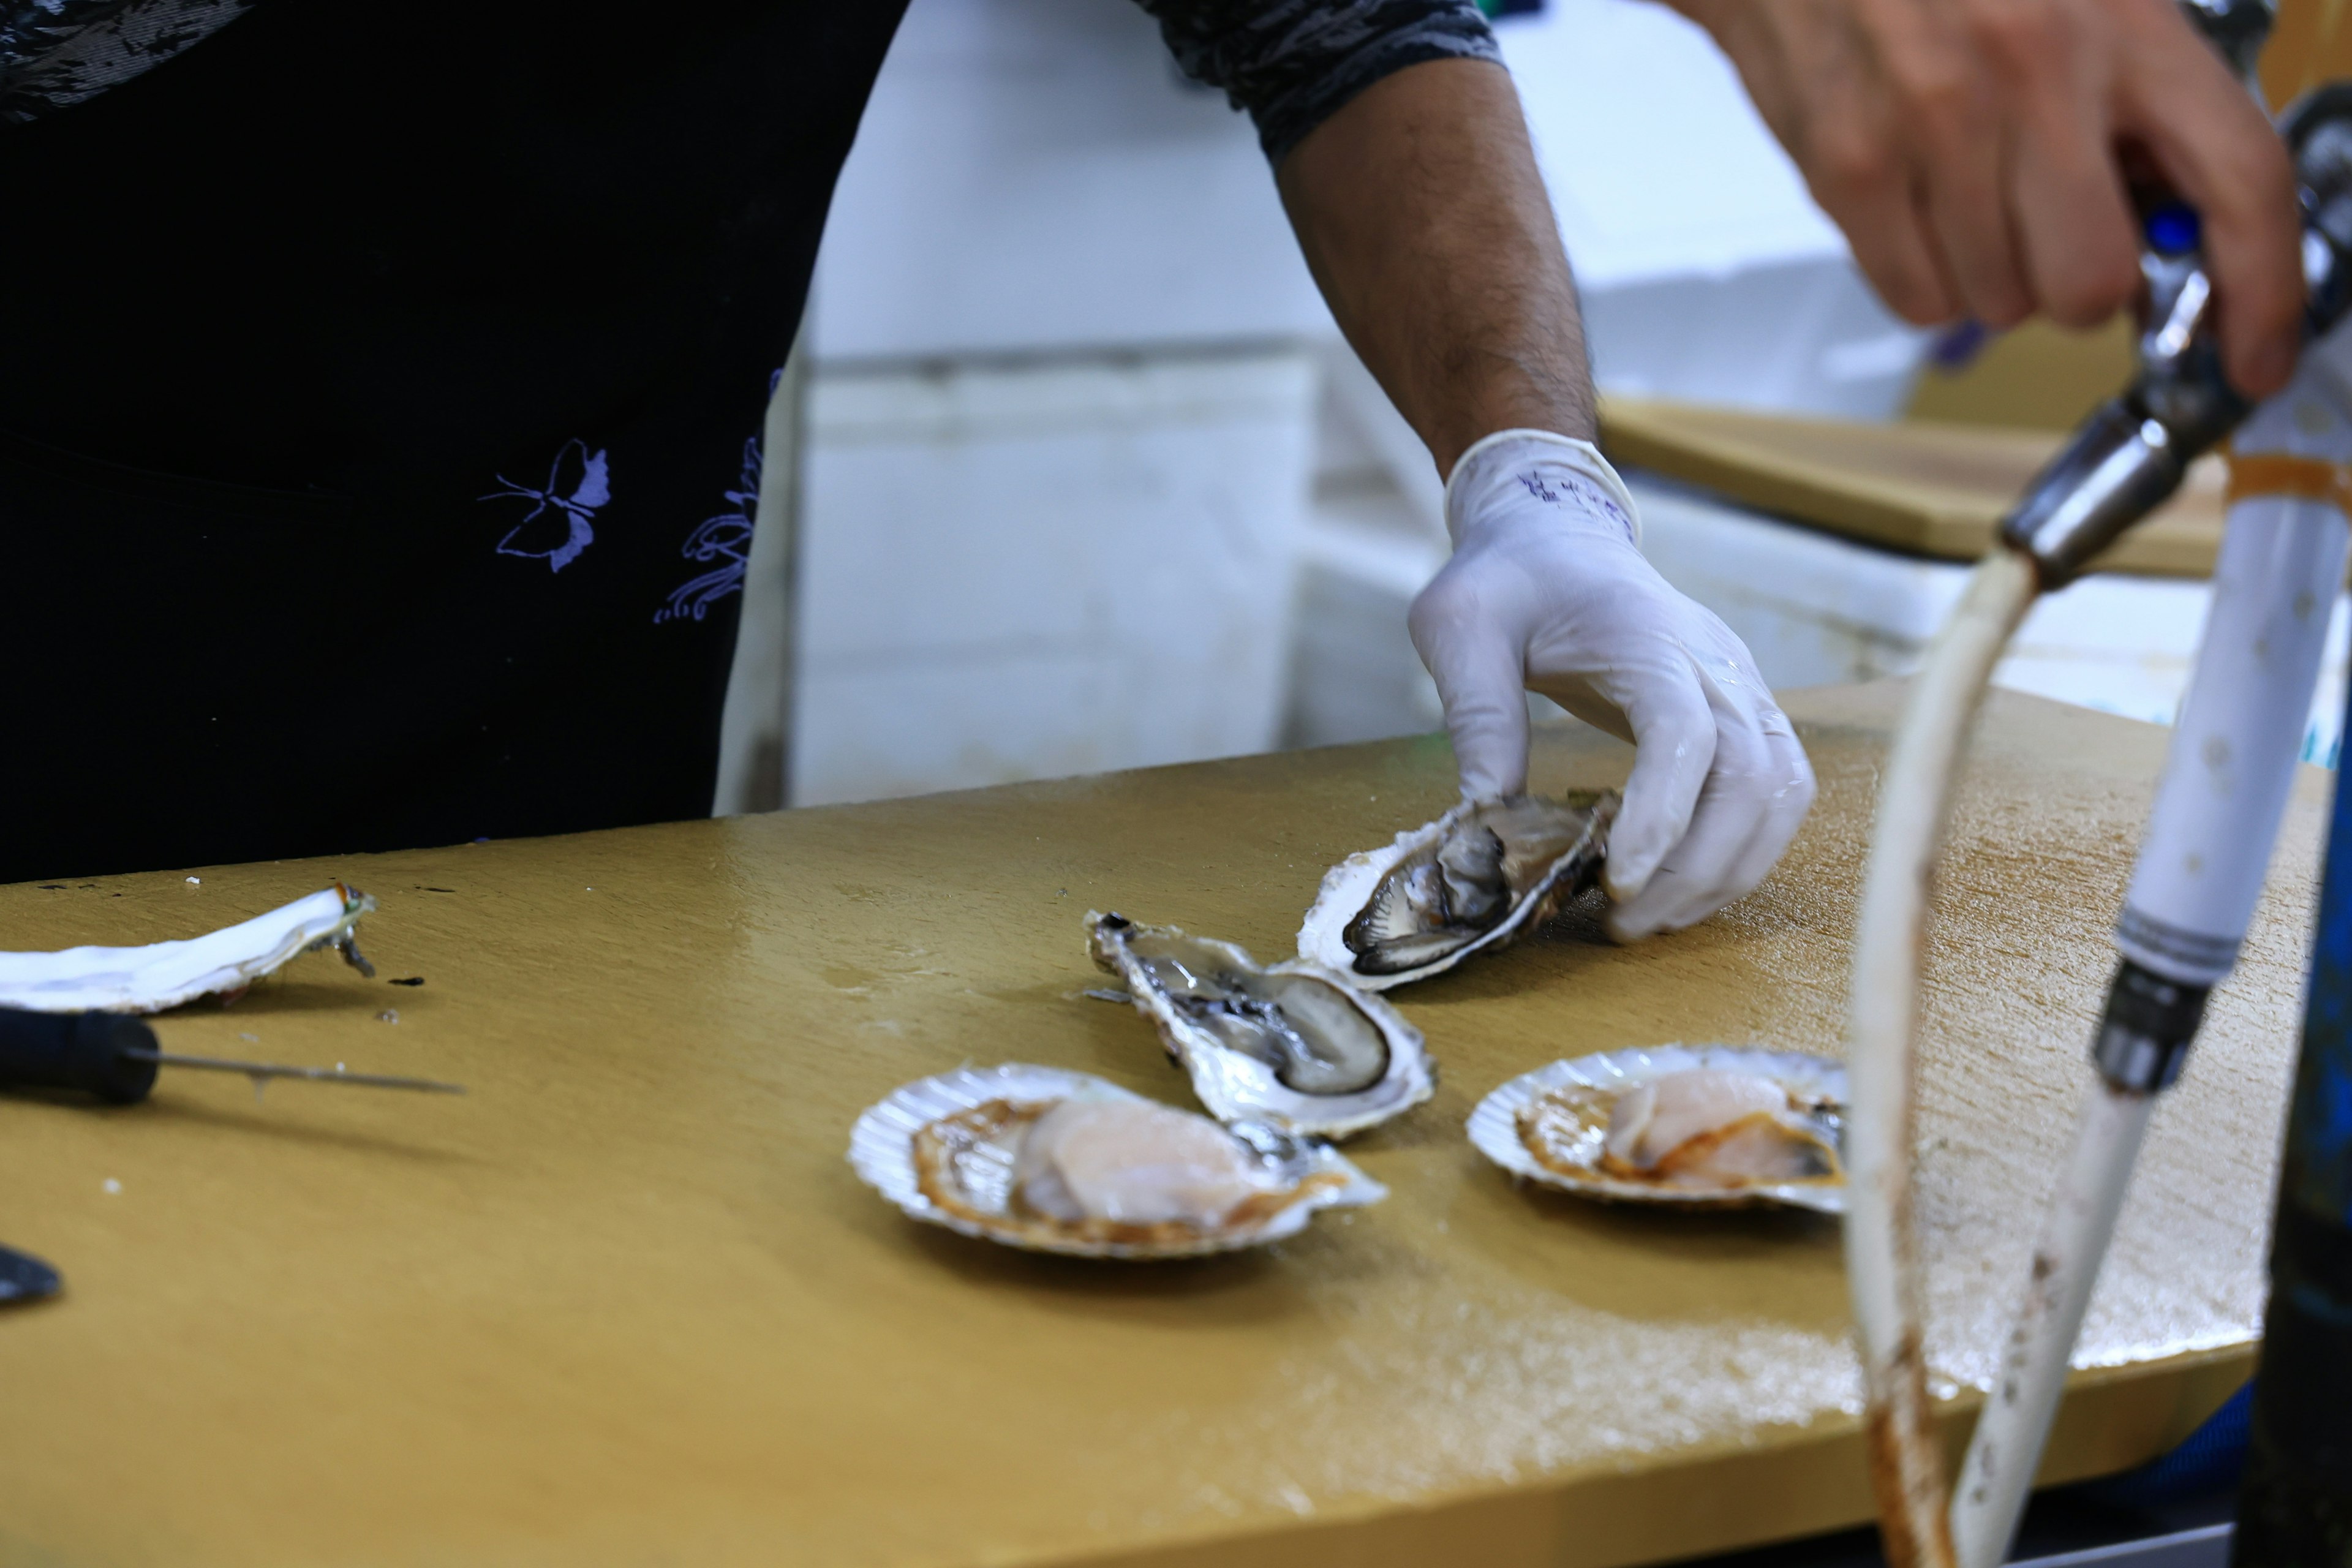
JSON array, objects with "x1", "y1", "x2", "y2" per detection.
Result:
[
  {"x1": 848, "y1": 1064, "x2": 1385, "y2": 1259},
  {"x1": 1468, "y1": 1044, "x2": 1847, "y2": 1212},
  {"x1": 1087, "y1": 913, "x2": 1433, "y2": 1139},
  {"x1": 1297, "y1": 793, "x2": 1618, "y2": 989}
]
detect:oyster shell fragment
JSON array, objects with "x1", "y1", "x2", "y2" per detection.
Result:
[
  {"x1": 0, "y1": 882, "x2": 378, "y2": 1014},
  {"x1": 1468, "y1": 1044, "x2": 1847, "y2": 1212},
  {"x1": 848, "y1": 1064, "x2": 1385, "y2": 1259},
  {"x1": 1297, "y1": 793, "x2": 1618, "y2": 989},
  {"x1": 1087, "y1": 912, "x2": 1433, "y2": 1139}
]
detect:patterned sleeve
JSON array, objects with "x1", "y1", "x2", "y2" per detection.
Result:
[
  {"x1": 1, "y1": 0, "x2": 254, "y2": 124},
  {"x1": 1136, "y1": 0, "x2": 1502, "y2": 164}
]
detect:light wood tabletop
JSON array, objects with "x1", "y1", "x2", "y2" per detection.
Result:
[
  {"x1": 0, "y1": 684, "x2": 2309, "y2": 1568},
  {"x1": 1600, "y1": 399, "x2": 2231, "y2": 578}
]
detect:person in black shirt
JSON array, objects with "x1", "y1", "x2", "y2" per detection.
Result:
[{"x1": 1, "y1": 0, "x2": 2301, "y2": 938}]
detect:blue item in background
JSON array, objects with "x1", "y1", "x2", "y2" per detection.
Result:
[
  {"x1": 2234, "y1": 671, "x2": 2352, "y2": 1566},
  {"x1": 2087, "y1": 1385, "x2": 2252, "y2": 1510}
]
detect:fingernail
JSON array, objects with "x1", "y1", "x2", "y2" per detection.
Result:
[
  {"x1": 1603, "y1": 907, "x2": 1653, "y2": 945},
  {"x1": 1605, "y1": 858, "x2": 1657, "y2": 902}
]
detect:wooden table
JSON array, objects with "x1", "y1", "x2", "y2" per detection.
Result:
[
  {"x1": 1600, "y1": 399, "x2": 2231, "y2": 577},
  {"x1": 0, "y1": 685, "x2": 2312, "y2": 1568}
]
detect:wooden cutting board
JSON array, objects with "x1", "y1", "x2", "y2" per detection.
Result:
[{"x1": 1600, "y1": 397, "x2": 2230, "y2": 578}]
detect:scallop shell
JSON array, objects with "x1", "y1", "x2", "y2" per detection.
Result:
[
  {"x1": 848, "y1": 1064, "x2": 1385, "y2": 1259},
  {"x1": 1088, "y1": 913, "x2": 1434, "y2": 1139},
  {"x1": 1468, "y1": 1044, "x2": 1847, "y2": 1213},
  {"x1": 1297, "y1": 793, "x2": 1617, "y2": 990}
]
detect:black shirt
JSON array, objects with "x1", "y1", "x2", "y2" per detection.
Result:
[{"x1": 0, "y1": 0, "x2": 1496, "y2": 882}]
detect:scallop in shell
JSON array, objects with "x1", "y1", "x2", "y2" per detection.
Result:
[
  {"x1": 1297, "y1": 792, "x2": 1618, "y2": 989},
  {"x1": 1087, "y1": 912, "x2": 1433, "y2": 1139},
  {"x1": 1468, "y1": 1044, "x2": 1846, "y2": 1212},
  {"x1": 0, "y1": 881, "x2": 379, "y2": 1013},
  {"x1": 848, "y1": 1063, "x2": 1384, "y2": 1259}
]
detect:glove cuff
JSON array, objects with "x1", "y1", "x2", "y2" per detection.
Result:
[{"x1": 1444, "y1": 428, "x2": 1642, "y2": 551}]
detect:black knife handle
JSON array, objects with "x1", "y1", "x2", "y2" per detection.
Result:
[{"x1": 0, "y1": 1007, "x2": 159, "y2": 1104}]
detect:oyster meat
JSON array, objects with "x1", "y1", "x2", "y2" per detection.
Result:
[
  {"x1": 849, "y1": 1064, "x2": 1385, "y2": 1259},
  {"x1": 1088, "y1": 912, "x2": 1433, "y2": 1139},
  {"x1": 1297, "y1": 793, "x2": 1617, "y2": 988}
]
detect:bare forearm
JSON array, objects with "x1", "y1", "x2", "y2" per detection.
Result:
[{"x1": 1277, "y1": 56, "x2": 1594, "y2": 475}]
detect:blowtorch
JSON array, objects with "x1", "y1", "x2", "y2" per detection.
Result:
[{"x1": 1842, "y1": 15, "x2": 2352, "y2": 1568}]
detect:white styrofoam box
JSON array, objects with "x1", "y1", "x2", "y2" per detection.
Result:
[
  {"x1": 1583, "y1": 258, "x2": 1929, "y2": 421},
  {"x1": 1283, "y1": 471, "x2": 1449, "y2": 750},
  {"x1": 813, "y1": 0, "x2": 1923, "y2": 417},
  {"x1": 810, "y1": 0, "x2": 1327, "y2": 360},
  {"x1": 1500, "y1": 1, "x2": 1928, "y2": 418},
  {"x1": 790, "y1": 347, "x2": 1321, "y2": 805},
  {"x1": 1631, "y1": 477, "x2": 2352, "y2": 766},
  {"x1": 1496, "y1": 0, "x2": 1842, "y2": 288}
]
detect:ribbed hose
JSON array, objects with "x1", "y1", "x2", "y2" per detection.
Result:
[{"x1": 1845, "y1": 548, "x2": 2039, "y2": 1568}]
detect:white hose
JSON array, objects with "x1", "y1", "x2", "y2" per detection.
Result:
[
  {"x1": 1951, "y1": 1085, "x2": 2155, "y2": 1568},
  {"x1": 1845, "y1": 548, "x2": 2038, "y2": 1568}
]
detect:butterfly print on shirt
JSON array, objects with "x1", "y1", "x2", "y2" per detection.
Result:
[
  {"x1": 480, "y1": 439, "x2": 611, "y2": 572},
  {"x1": 654, "y1": 437, "x2": 758, "y2": 625}
]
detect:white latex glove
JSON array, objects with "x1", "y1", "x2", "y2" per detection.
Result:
[{"x1": 1408, "y1": 429, "x2": 1817, "y2": 941}]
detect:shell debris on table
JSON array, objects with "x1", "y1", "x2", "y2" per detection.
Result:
[
  {"x1": 1298, "y1": 792, "x2": 1618, "y2": 989},
  {"x1": 848, "y1": 1065, "x2": 1385, "y2": 1259},
  {"x1": 1087, "y1": 912, "x2": 1433, "y2": 1139}
]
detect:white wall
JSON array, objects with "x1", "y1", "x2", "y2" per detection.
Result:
[
  {"x1": 809, "y1": 0, "x2": 1327, "y2": 360},
  {"x1": 810, "y1": 0, "x2": 1920, "y2": 412}
]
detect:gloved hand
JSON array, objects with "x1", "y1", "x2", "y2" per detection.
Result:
[{"x1": 1408, "y1": 429, "x2": 1816, "y2": 941}]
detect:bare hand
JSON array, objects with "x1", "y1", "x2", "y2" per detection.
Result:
[{"x1": 1671, "y1": 0, "x2": 2305, "y2": 397}]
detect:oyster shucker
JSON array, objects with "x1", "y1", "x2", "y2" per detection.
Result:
[{"x1": 1840, "y1": 9, "x2": 2352, "y2": 1565}]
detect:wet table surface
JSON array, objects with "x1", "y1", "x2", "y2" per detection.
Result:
[{"x1": 0, "y1": 684, "x2": 2313, "y2": 1568}]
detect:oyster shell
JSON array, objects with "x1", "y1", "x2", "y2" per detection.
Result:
[
  {"x1": 848, "y1": 1064, "x2": 1385, "y2": 1259},
  {"x1": 1297, "y1": 793, "x2": 1618, "y2": 989},
  {"x1": 1468, "y1": 1044, "x2": 1847, "y2": 1212},
  {"x1": 0, "y1": 881, "x2": 377, "y2": 1014},
  {"x1": 1087, "y1": 912, "x2": 1433, "y2": 1139}
]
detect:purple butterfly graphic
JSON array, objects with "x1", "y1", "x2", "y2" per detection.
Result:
[
  {"x1": 654, "y1": 437, "x2": 759, "y2": 625},
  {"x1": 481, "y1": 439, "x2": 611, "y2": 573}
]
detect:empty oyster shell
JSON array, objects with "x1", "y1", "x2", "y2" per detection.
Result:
[
  {"x1": 0, "y1": 881, "x2": 378, "y2": 1014},
  {"x1": 1468, "y1": 1044, "x2": 1846, "y2": 1212},
  {"x1": 848, "y1": 1064, "x2": 1385, "y2": 1259},
  {"x1": 1297, "y1": 793, "x2": 1618, "y2": 989},
  {"x1": 1088, "y1": 912, "x2": 1434, "y2": 1139}
]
